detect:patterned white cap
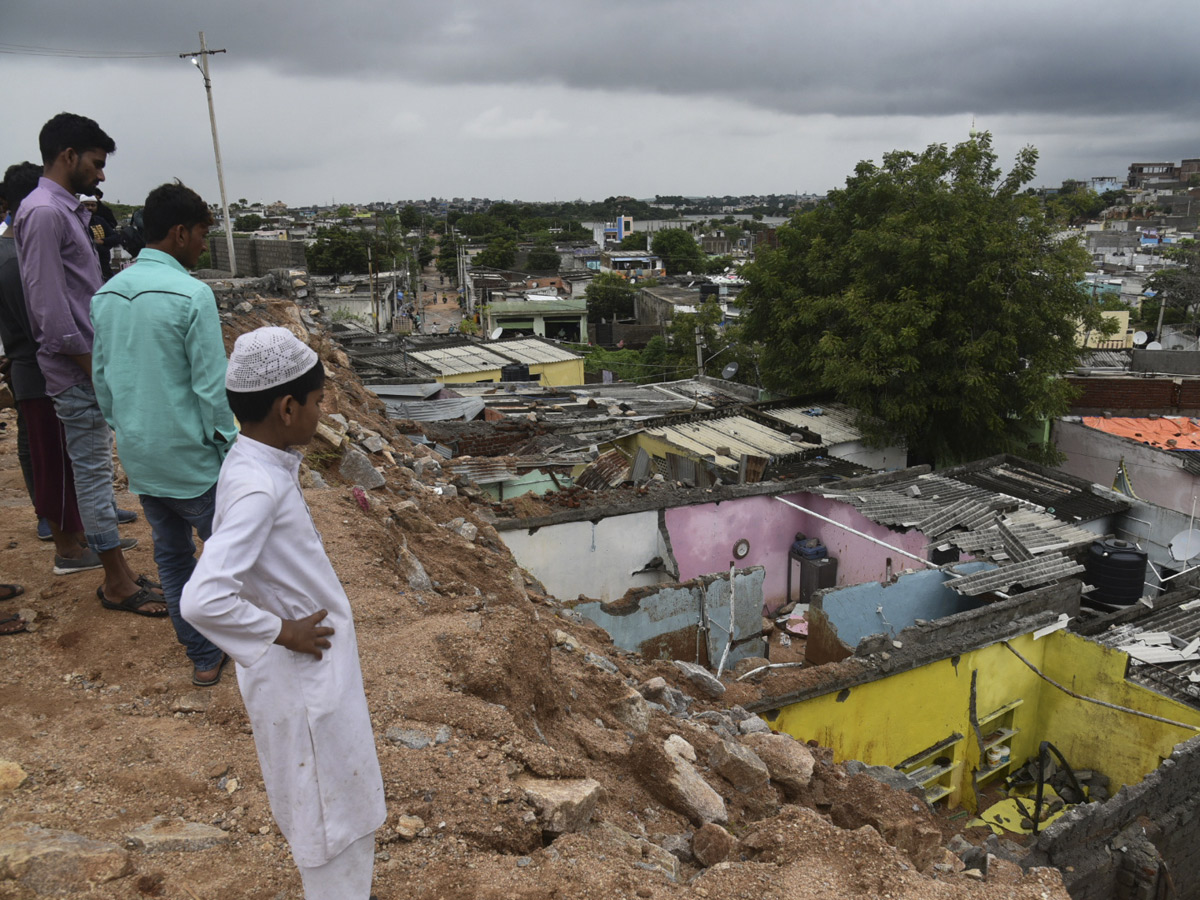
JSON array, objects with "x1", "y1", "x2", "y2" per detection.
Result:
[{"x1": 226, "y1": 326, "x2": 319, "y2": 392}]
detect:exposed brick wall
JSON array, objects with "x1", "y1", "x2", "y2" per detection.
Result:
[
  {"x1": 1066, "y1": 376, "x2": 1200, "y2": 416},
  {"x1": 421, "y1": 420, "x2": 538, "y2": 457},
  {"x1": 1024, "y1": 734, "x2": 1200, "y2": 900}
]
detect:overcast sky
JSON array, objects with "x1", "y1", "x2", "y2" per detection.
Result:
[{"x1": 3, "y1": 0, "x2": 1198, "y2": 208}]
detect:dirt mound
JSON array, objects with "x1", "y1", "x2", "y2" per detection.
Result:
[{"x1": 0, "y1": 298, "x2": 1069, "y2": 899}]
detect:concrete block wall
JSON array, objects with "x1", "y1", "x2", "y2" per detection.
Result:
[
  {"x1": 1024, "y1": 734, "x2": 1200, "y2": 900},
  {"x1": 209, "y1": 235, "x2": 308, "y2": 277}
]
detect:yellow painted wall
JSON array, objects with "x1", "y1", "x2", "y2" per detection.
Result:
[
  {"x1": 765, "y1": 632, "x2": 1200, "y2": 811},
  {"x1": 436, "y1": 368, "x2": 503, "y2": 385},
  {"x1": 531, "y1": 358, "x2": 585, "y2": 387}
]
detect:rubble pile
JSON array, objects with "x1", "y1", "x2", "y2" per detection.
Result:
[{"x1": 0, "y1": 296, "x2": 1071, "y2": 899}]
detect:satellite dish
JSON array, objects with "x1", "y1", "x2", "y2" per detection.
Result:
[
  {"x1": 1169, "y1": 529, "x2": 1200, "y2": 562},
  {"x1": 1133, "y1": 331, "x2": 1148, "y2": 346},
  {"x1": 489, "y1": 327, "x2": 503, "y2": 341},
  {"x1": 1147, "y1": 341, "x2": 1163, "y2": 350},
  {"x1": 721, "y1": 361, "x2": 740, "y2": 379}
]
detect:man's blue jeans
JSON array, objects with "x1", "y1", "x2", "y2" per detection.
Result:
[
  {"x1": 52, "y1": 382, "x2": 120, "y2": 552},
  {"x1": 139, "y1": 485, "x2": 225, "y2": 671}
]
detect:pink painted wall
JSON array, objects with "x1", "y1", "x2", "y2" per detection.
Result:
[{"x1": 664, "y1": 491, "x2": 931, "y2": 614}]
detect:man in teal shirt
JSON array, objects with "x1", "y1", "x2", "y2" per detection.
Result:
[{"x1": 92, "y1": 182, "x2": 236, "y2": 685}]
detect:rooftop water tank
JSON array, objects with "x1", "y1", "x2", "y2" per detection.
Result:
[{"x1": 1085, "y1": 539, "x2": 1147, "y2": 607}]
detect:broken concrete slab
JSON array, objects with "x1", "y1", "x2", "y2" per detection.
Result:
[
  {"x1": 708, "y1": 739, "x2": 770, "y2": 792},
  {"x1": 634, "y1": 734, "x2": 727, "y2": 826},
  {"x1": 741, "y1": 733, "x2": 815, "y2": 795},
  {"x1": 0, "y1": 823, "x2": 131, "y2": 894},
  {"x1": 516, "y1": 775, "x2": 605, "y2": 834},
  {"x1": 126, "y1": 817, "x2": 232, "y2": 853}
]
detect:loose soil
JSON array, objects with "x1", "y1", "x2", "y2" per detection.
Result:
[{"x1": 0, "y1": 302, "x2": 1070, "y2": 899}]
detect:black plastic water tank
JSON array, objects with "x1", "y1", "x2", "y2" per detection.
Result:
[
  {"x1": 500, "y1": 363, "x2": 530, "y2": 382},
  {"x1": 1085, "y1": 539, "x2": 1148, "y2": 606}
]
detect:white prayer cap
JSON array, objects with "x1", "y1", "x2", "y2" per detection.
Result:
[
  {"x1": 78, "y1": 195, "x2": 98, "y2": 203},
  {"x1": 226, "y1": 326, "x2": 319, "y2": 392}
]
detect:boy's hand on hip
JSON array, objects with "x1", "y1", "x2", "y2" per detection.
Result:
[{"x1": 275, "y1": 610, "x2": 334, "y2": 659}]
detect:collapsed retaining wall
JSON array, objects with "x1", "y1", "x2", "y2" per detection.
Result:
[{"x1": 1024, "y1": 734, "x2": 1200, "y2": 900}]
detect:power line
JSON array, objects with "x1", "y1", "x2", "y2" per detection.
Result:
[{"x1": 0, "y1": 42, "x2": 179, "y2": 60}]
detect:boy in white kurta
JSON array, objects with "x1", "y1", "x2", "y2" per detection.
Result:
[{"x1": 181, "y1": 327, "x2": 385, "y2": 899}]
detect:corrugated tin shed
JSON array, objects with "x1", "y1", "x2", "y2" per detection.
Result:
[
  {"x1": 757, "y1": 402, "x2": 867, "y2": 446},
  {"x1": 409, "y1": 345, "x2": 511, "y2": 376},
  {"x1": 490, "y1": 339, "x2": 583, "y2": 365}
]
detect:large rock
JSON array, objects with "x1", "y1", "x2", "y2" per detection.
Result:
[
  {"x1": 610, "y1": 688, "x2": 651, "y2": 734},
  {"x1": 385, "y1": 727, "x2": 430, "y2": 749},
  {"x1": 671, "y1": 660, "x2": 725, "y2": 698},
  {"x1": 692, "y1": 822, "x2": 736, "y2": 867},
  {"x1": 708, "y1": 739, "x2": 770, "y2": 792},
  {"x1": 516, "y1": 776, "x2": 605, "y2": 834},
  {"x1": 126, "y1": 817, "x2": 232, "y2": 853},
  {"x1": 340, "y1": 448, "x2": 386, "y2": 489},
  {"x1": 741, "y1": 733, "x2": 815, "y2": 794},
  {"x1": 633, "y1": 734, "x2": 727, "y2": 826},
  {"x1": 0, "y1": 823, "x2": 131, "y2": 894},
  {"x1": 0, "y1": 760, "x2": 28, "y2": 791},
  {"x1": 397, "y1": 541, "x2": 432, "y2": 592}
]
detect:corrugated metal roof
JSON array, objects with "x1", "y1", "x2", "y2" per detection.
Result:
[
  {"x1": 409, "y1": 345, "x2": 510, "y2": 375},
  {"x1": 369, "y1": 383, "x2": 442, "y2": 400},
  {"x1": 944, "y1": 553, "x2": 1084, "y2": 596},
  {"x1": 447, "y1": 458, "x2": 518, "y2": 485},
  {"x1": 383, "y1": 397, "x2": 485, "y2": 422},
  {"x1": 1097, "y1": 594, "x2": 1200, "y2": 708},
  {"x1": 488, "y1": 298, "x2": 586, "y2": 315},
  {"x1": 645, "y1": 414, "x2": 820, "y2": 468}
]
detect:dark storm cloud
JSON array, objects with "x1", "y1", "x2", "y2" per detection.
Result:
[{"x1": 5, "y1": 0, "x2": 1197, "y2": 121}]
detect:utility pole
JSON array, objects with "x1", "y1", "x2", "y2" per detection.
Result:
[
  {"x1": 695, "y1": 325, "x2": 705, "y2": 375},
  {"x1": 180, "y1": 32, "x2": 235, "y2": 275}
]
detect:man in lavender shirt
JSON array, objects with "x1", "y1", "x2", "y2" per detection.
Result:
[{"x1": 13, "y1": 113, "x2": 164, "y2": 616}]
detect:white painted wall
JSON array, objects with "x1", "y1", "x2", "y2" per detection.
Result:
[{"x1": 499, "y1": 510, "x2": 670, "y2": 601}]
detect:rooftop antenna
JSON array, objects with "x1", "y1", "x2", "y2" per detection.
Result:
[
  {"x1": 489, "y1": 326, "x2": 503, "y2": 341},
  {"x1": 1169, "y1": 528, "x2": 1200, "y2": 562},
  {"x1": 1147, "y1": 341, "x2": 1163, "y2": 350},
  {"x1": 1133, "y1": 330, "x2": 1148, "y2": 347},
  {"x1": 721, "y1": 361, "x2": 740, "y2": 380}
]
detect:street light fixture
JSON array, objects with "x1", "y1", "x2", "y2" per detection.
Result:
[{"x1": 180, "y1": 32, "x2": 236, "y2": 275}]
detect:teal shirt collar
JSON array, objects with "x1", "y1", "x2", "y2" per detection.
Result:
[{"x1": 134, "y1": 247, "x2": 190, "y2": 274}]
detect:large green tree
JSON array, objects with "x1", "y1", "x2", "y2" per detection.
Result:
[
  {"x1": 1148, "y1": 240, "x2": 1200, "y2": 328},
  {"x1": 651, "y1": 228, "x2": 704, "y2": 275},
  {"x1": 306, "y1": 225, "x2": 368, "y2": 275},
  {"x1": 584, "y1": 271, "x2": 636, "y2": 321},
  {"x1": 234, "y1": 213, "x2": 264, "y2": 232},
  {"x1": 474, "y1": 237, "x2": 517, "y2": 270},
  {"x1": 526, "y1": 241, "x2": 560, "y2": 272},
  {"x1": 740, "y1": 134, "x2": 1101, "y2": 465}
]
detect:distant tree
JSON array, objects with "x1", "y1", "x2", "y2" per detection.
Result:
[
  {"x1": 474, "y1": 237, "x2": 517, "y2": 270},
  {"x1": 740, "y1": 134, "x2": 1103, "y2": 465},
  {"x1": 651, "y1": 228, "x2": 704, "y2": 275},
  {"x1": 618, "y1": 232, "x2": 648, "y2": 250},
  {"x1": 437, "y1": 237, "x2": 459, "y2": 282},
  {"x1": 584, "y1": 271, "x2": 636, "y2": 321},
  {"x1": 1148, "y1": 240, "x2": 1200, "y2": 327},
  {"x1": 306, "y1": 225, "x2": 368, "y2": 275},
  {"x1": 234, "y1": 213, "x2": 264, "y2": 232},
  {"x1": 399, "y1": 204, "x2": 421, "y2": 231},
  {"x1": 335, "y1": 204, "x2": 353, "y2": 219},
  {"x1": 526, "y1": 242, "x2": 560, "y2": 272}
]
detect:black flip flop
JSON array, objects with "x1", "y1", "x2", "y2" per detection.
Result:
[
  {"x1": 136, "y1": 574, "x2": 163, "y2": 592},
  {"x1": 192, "y1": 654, "x2": 229, "y2": 687},
  {"x1": 0, "y1": 584, "x2": 24, "y2": 602},
  {"x1": 0, "y1": 614, "x2": 27, "y2": 635},
  {"x1": 97, "y1": 586, "x2": 169, "y2": 618}
]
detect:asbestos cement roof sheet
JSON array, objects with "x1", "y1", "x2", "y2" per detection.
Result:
[
  {"x1": 644, "y1": 414, "x2": 821, "y2": 468},
  {"x1": 383, "y1": 397, "x2": 486, "y2": 423},
  {"x1": 408, "y1": 345, "x2": 510, "y2": 375},
  {"x1": 759, "y1": 403, "x2": 868, "y2": 446},
  {"x1": 487, "y1": 298, "x2": 586, "y2": 316},
  {"x1": 491, "y1": 339, "x2": 584, "y2": 365},
  {"x1": 369, "y1": 383, "x2": 443, "y2": 400}
]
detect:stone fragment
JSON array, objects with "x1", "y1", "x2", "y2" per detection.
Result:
[
  {"x1": 842, "y1": 760, "x2": 925, "y2": 798},
  {"x1": 659, "y1": 832, "x2": 694, "y2": 863},
  {"x1": 553, "y1": 630, "x2": 580, "y2": 651},
  {"x1": 444, "y1": 518, "x2": 478, "y2": 542},
  {"x1": 639, "y1": 677, "x2": 668, "y2": 699},
  {"x1": 741, "y1": 733, "x2": 815, "y2": 794},
  {"x1": 0, "y1": 760, "x2": 28, "y2": 791},
  {"x1": 397, "y1": 542, "x2": 432, "y2": 591},
  {"x1": 738, "y1": 716, "x2": 772, "y2": 735},
  {"x1": 592, "y1": 822, "x2": 679, "y2": 881},
  {"x1": 583, "y1": 652, "x2": 619, "y2": 675},
  {"x1": 672, "y1": 660, "x2": 725, "y2": 698},
  {"x1": 234, "y1": 301, "x2": 253, "y2": 313},
  {"x1": 340, "y1": 448, "x2": 386, "y2": 490},
  {"x1": 610, "y1": 688, "x2": 651, "y2": 734},
  {"x1": 0, "y1": 823, "x2": 131, "y2": 893},
  {"x1": 394, "y1": 815, "x2": 424, "y2": 840},
  {"x1": 433, "y1": 725, "x2": 453, "y2": 745},
  {"x1": 126, "y1": 817, "x2": 232, "y2": 853},
  {"x1": 362, "y1": 435, "x2": 387, "y2": 454},
  {"x1": 170, "y1": 693, "x2": 211, "y2": 713},
  {"x1": 516, "y1": 776, "x2": 605, "y2": 834},
  {"x1": 709, "y1": 739, "x2": 770, "y2": 792},
  {"x1": 385, "y1": 727, "x2": 430, "y2": 749},
  {"x1": 692, "y1": 823, "x2": 736, "y2": 867}
]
